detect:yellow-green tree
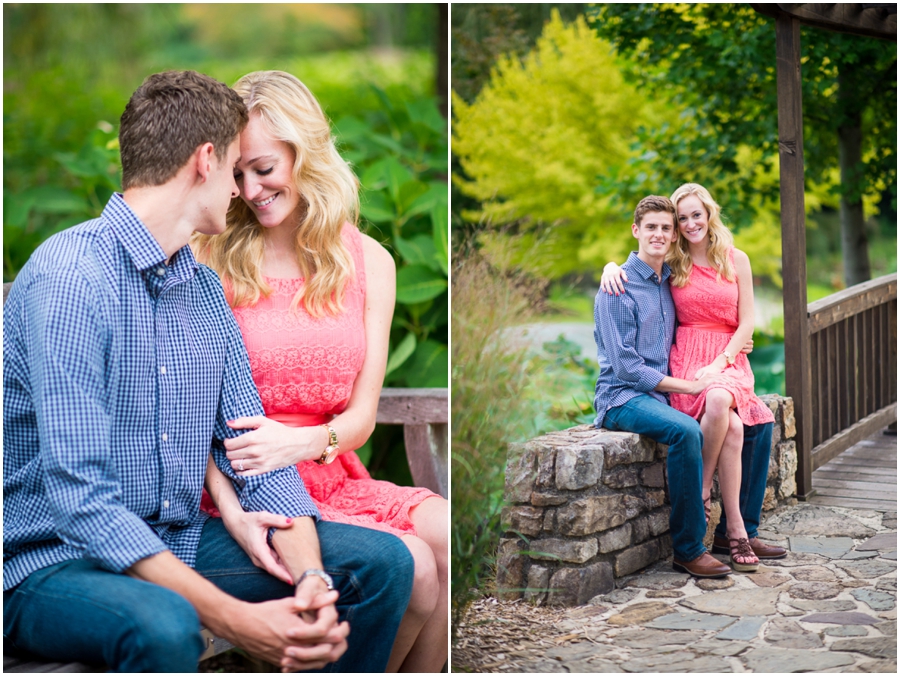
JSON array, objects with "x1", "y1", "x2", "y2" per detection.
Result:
[{"x1": 452, "y1": 10, "x2": 654, "y2": 276}]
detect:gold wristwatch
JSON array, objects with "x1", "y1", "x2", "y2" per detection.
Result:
[
  {"x1": 722, "y1": 350, "x2": 736, "y2": 366},
  {"x1": 317, "y1": 424, "x2": 339, "y2": 465}
]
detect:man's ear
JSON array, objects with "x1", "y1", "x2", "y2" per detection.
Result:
[
  {"x1": 631, "y1": 222, "x2": 640, "y2": 239},
  {"x1": 194, "y1": 142, "x2": 216, "y2": 183}
]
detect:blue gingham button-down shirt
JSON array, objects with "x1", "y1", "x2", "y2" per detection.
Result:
[
  {"x1": 593, "y1": 252, "x2": 676, "y2": 426},
  {"x1": 4, "y1": 193, "x2": 318, "y2": 591}
]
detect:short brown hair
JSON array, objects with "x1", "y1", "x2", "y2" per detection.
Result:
[
  {"x1": 119, "y1": 70, "x2": 248, "y2": 190},
  {"x1": 633, "y1": 195, "x2": 676, "y2": 227}
]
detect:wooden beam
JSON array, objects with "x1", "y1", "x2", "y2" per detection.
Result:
[
  {"x1": 376, "y1": 388, "x2": 448, "y2": 425},
  {"x1": 776, "y1": 13, "x2": 815, "y2": 500},
  {"x1": 811, "y1": 403, "x2": 897, "y2": 470},
  {"x1": 807, "y1": 273, "x2": 897, "y2": 334},
  {"x1": 751, "y1": 3, "x2": 897, "y2": 41}
]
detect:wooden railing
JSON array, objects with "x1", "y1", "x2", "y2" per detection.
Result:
[{"x1": 803, "y1": 273, "x2": 897, "y2": 480}]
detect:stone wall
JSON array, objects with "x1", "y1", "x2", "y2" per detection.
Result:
[{"x1": 496, "y1": 395, "x2": 797, "y2": 606}]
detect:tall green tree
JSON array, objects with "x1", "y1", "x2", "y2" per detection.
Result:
[
  {"x1": 453, "y1": 11, "x2": 656, "y2": 276},
  {"x1": 588, "y1": 3, "x2": 897, "y2": 287}
]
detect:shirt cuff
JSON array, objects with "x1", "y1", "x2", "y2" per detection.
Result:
[
  {"x1": 80, "y1": 508, "x2": 169, "y2": 573},
  {"x1": 636, "y1": 368, "x2": 666, "y2": 393},
  {"x1": 239, "y1": 467, "x2": 320, "y2": 520}
]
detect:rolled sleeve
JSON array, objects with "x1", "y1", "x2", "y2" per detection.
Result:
[
  {"x1": 597, "y1": 292, "x2": 666, "y2": 392},
  {"x1": 26, "y1": 272, "x2": 168, "y2": 572}
]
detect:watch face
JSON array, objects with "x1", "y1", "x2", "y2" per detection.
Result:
[{"x1": 323, "y1": 445, "x2": 338, "y2": 464}]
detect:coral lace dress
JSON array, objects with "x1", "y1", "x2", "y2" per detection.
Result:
[
  {"x1": 668, "y1": 248, "x2": 775, "y2": 426},
  {"x1": 202, "y1": 224, "x2": 437, "y2": 536}
]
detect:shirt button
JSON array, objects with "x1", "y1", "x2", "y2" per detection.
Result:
[
  {"x1": 161, "y1": 433, "x2": 168, "y2": 442},
  {"x1": 163, "y1": 500, "x2": 170, "y2": 509},
  {"x1": 156, "y1": 267, "x2": 165, "y2": 276},
  {"x1": 160, "y1": 366, "x2": 167, "y2": 374}
]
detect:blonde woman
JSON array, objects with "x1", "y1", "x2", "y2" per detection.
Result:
[
  {"x1": 194, "y1": 70, "x2": 448, "y2": 672},
  {"x1": 601, "y1": 183, "x2": 775, "y2": 572}
]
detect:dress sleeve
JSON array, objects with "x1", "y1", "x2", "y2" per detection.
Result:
[
  {"x1": 25, "y1": 272, "x2": 167, "y2": 572},
  {"x1": 595, "y1": 289, "x2": 666, "y2": 393}
]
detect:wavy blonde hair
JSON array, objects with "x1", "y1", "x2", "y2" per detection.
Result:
[
  {"x1": 667, "y1": 183, "x2": 734, "y2": 288},
  {"x1": 193, "y1": 70, "x2": 359, "y2": 317}
]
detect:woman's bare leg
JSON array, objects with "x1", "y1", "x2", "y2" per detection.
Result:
[
  {"x1": 386, "y1": 496, "x2": 448, "y2": 673},
  {"x1": 402, "y1": 497, "x2": 448, "y2": 672},
  {"x1": 719, "y1": 410, "x2": 757, "y2": 565},
  {"x1": 386, "y1": 533, "x2": 438, "y2": 672},
  {"x1": 699, "y1": 388, "x2": 735, "y2": 505}
]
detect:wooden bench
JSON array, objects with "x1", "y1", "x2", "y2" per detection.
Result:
[{"x1": 2, "y1": 281, "x2": 448, "y2": 672}]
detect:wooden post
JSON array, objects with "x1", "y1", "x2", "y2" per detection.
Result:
[{"x1": 776, "y1": 14, "x2": 815, "y2": 500}]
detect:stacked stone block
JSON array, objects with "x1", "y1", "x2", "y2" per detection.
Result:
[{"x1": 497, "y1": 395, "x2": 798, "y2": 606}]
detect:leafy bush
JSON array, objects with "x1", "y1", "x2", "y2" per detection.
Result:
[
  {"x1": 336, "y1": 85, "x2": 448, "y2": 391},
  {"x1": 452, "y1": 10, "x2": 653, "y2": 278},
  {"x1": 450, "y1": 240, "x2": 546, "y2": 637}
]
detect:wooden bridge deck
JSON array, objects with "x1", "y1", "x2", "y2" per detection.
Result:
[{"x1": 808, "y1": 427, "x2": 897, "y2": 511}]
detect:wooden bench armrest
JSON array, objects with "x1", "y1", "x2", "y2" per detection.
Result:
[{"x1": 377, "y1": 388, "x2": 448, "y2": 498}]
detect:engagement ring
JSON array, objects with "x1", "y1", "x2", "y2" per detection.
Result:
[{"x1": 238, "y1": 459, "x2": 244, "y2": 471}]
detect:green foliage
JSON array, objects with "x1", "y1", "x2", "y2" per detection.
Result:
[
  {"x1": 587, "y1": 3, "x2": 896, "y2": 215},
  {"x1": 453, "y1": 10, "x2": 658, "y2": 278},
  {"x1": 337, "y1": 87, "x2": 449, "y2": 389},
  {"x1": 450, "y1": 242, "x2": 544, "y2": 637}
]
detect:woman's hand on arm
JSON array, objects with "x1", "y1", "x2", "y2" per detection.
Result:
[
  {"x1": 224, "y1": 417, "x2": 328, "y2": 474},
  {"x1": 600, "y1": 261, "x2": 628, "y2": 296}
]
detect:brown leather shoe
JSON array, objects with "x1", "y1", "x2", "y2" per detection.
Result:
[
  {"x1": 672, "y1": 551, "x2": 731, "y2": 578},
  {"x1": 712, "y1": 535, "x2": 787, "y2": 559}
]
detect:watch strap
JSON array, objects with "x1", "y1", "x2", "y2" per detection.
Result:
[{"x1": 297, "y1": 568, "x2": 334, "y2": 591}]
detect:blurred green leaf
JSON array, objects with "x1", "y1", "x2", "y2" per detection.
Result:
[
  {"x1": 385, "y1": 331, "x2": 416, "y2": 376},
  {"x1": 394, "y1": 234, "x2": 439, "y2": 270},
  {"x1": 397, "y1": 180, "x2": 429, "y2": 216},
  {"x1": 359, "y1": 189, "x2": 395, "y2": 223},
  {"x1": 27, "y1": 186, "x2": 90, "y2": 214},
  {"x1": 405, "y1": 98, "x2": 446, "y2": 135},
  {"x1": 396, "y1": 264, "x2": 447, "y2": 303},
  {"x1": 431, "y1": 204, "x2": 449, "y2": 275},
  {"x1": 403, "y1": 339, "x2": 448, "y2": 387},
  {"x1": 405, "y1": 182, "x2": 447, "y2": 219},
  {"x1": 383, "y1": 157, "x2": 414, "y2": 206},
  {"x1": 4, "y1": 192, "x2": 36, "y2": 229}
]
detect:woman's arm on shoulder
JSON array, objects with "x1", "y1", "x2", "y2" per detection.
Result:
[
  {"x1": 328, "y1": 234, "x2": 396, "y2": 451},
  {"x1": 600, "y1": 260, "x2": 629, "y2": 296}
]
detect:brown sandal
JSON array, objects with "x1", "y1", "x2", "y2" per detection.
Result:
[{"x1": 728, "y1": 537, "x2": 759, "y2": 572}]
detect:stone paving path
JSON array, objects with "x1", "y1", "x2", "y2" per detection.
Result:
[{"x1": 453, "y1": 503, "x2": 896, "y2": 672}]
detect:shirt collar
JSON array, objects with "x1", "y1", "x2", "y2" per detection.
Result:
[
  {"x1": 625, "y1": 251, "x2": 671, "y2": 283},
  {"x1": 103, "y1": 193, "x2": 199, "y2": 279}
]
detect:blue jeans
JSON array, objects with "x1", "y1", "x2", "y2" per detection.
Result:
[
  {"x1": 714, "y1": 422, "x2": 773, "y2": 540},
  {"x1": 602, "y1": 394, "x2": 706, "y2": 562},
  {"x1": 3, "y1": 518, "x2": 413, "y2": 673}
]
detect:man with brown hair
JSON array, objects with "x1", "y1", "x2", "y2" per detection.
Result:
[
  {"x1": 592, "y1": 196, "x2": 732, "y2": 578},
  {"x1": 3, "y1": 71, "x2": 412, "y2": 672}
]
